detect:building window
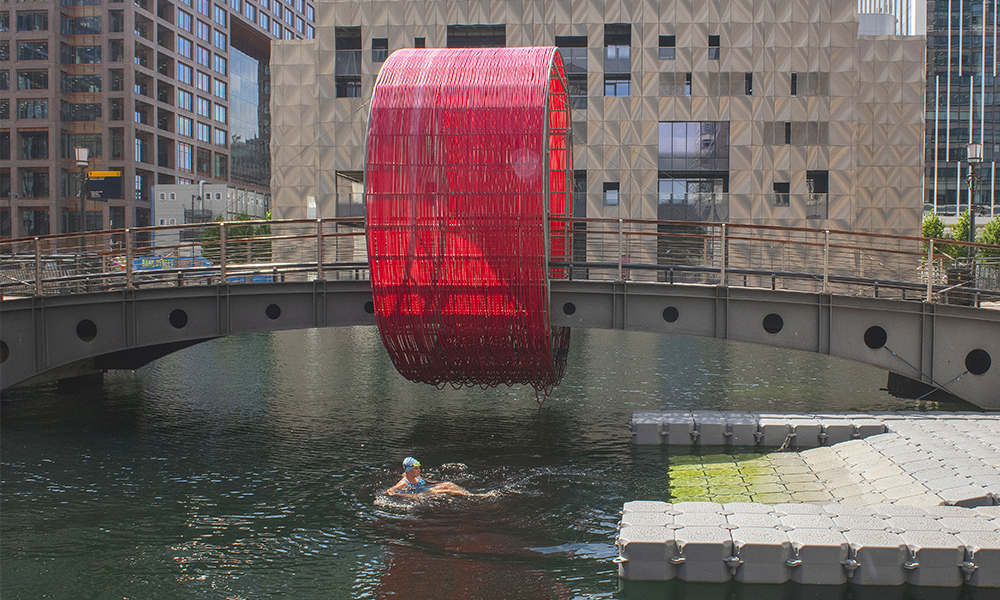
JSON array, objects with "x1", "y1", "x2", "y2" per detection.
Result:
[
  {"x1": 214, "y1": 154, "x2": 227, "y2": 178},
  {"x1": 296, "y1": 16, "x2": 304, "y2": 33},
  {"x1": 197, "y1": 121, "x2": 210, "y2": 142},
  {"x1": 708, "y1": 35, "x2": 720, "y2": 60},
  {"x1": 790, "y1": 72, "x2": 797, "y2": 96},
  {"x1": 178, "y1": 143, "x2": 193, "y2": 170},
  {"x1": 214, "y1": 79, "x2": 227, "y2": 99},
  {"x1": 214, "y1": 128, "x2": 227, "y2": 146},
  {"x1": 109, "y1": 10, "x2": 124, "y2": 32},
  {"x1": 22, "y1": 210, "x2": 50, "y2": 236},
  {"x1": 62, "y1": 44, "x2": 102, "y2": 64},
  {"x1": 21, "y1": 171, "x2": 50, "y2": 198},
  {"x1": 109, "y1": 98, "x2": 124, "y2": 120},
  {"x1": 214, "y1": 30, "x2": 226, "y2": 51},
  {"x1": 20, "y1": 131, "x2": 49, "y2": 159},
  {"x1": 604, "y1": 24, "x2": 630, "y2": 97},
  {"x1": 214, "y1": 103, "x2": 226, "y2": 123},
  {"x1": 306, "y1": 4, "x2": 314, "y2": 20},
  {"x1": 659, "y1": 35, "x2": 675, "y2": 60},
  {"x1": 806, "y1": 170, "x2": 829, "y2": 219},
  {"x1": 17, "y1": 70, "x2": 48, "y2": 90},
  {"x1": 556, "y1": 36, "x2": 587, "y2": 109},
  {"x1": 604, "y1": 75, "x2": 630, "y2": 97},
  {"x1": 744, "y1": 72, "x2": 753, "y2": 95},
  {"x1": 16, "y1": 12, "x2": 48, "y2": 32},
  {"x1": 214, "y1": 5, "x2": 227, "y2": 26},
  {"x1": 196, "y1": 19, "x2": 210, "y2": 41},
  {"x1": 0, "y1": 72, "x2": 8, "y2": 91},
  {"x1": 773, "y1": 182, "x2": 790, "y2": 206},
  {"x1": 196, "y1": 70, "x2": 210, "y2": 91},
  {"x1": 336, "y1": 26, "x2": 362, "y2": 98},
  {"x1": 178, "y1": 63, "x2": 193, "y2": 84},
  {"x1": 244, "y1": 3, "x2": 256, "y2": 21},
  {"x1": 178, "y1": 10, "x2": 192, "y2": 31},
  {"x1": 196, "y1": 45, "x2": 211, "y2": 67},
  {"x1": 197, "y1": 0, "x2": 210, "y2": 16},
  {"x1": 372, "y1": 37, "x2": 388, "y2": 62},
  {"x1": 197, "y1": 148, "x2": 211, "y2": 174},
  {"x1": 603, "y1": 182, "x2": 620, "y2": 206},
  {"x1": 61, "y1": 102, "x2": 102, "y2": 121},
  {"x1": 230, "y1": 0, "x2": 241, "y2": 12},
  {"x1": 214, "y1": 55, "x2": 226, "y2": 75},
  {"x1": 177, "y1": 36, "x2": 193, "y2": 58},
  {"x1": 414, "y1": 37, "x2": 424, "y2": 48},
  {"x1": 259, "y1": 12, "x2": 269, "y2": 29},
  {"x1": 658, "y1": 122, "x2": 730, "y2": 171},
  {"x1": 196, "y1": 96, "x2": 210, "y2": 117},
  {"x1": 61, "y1": 16, "x2": 102, "y2": 35},
  {"x1": 784, "y1": 122, "x2": 791, "y2": 145},
  {"x1": 272, "y1": 21, "x2": 280, "y2": 37},
  {"x1": 305, "y1": 24, "x2": 314, "y2": 39},
  {"x1": 659, "y1": 72, "x2": 691, "y2": 97},
  {"x1": 109, "y1": 39, "x2": 124, "y2": 62},
  {"x1": 178, "y1": 115, "x2": 193, "y2": 136},
  {"x1": 178, "y1": 89, "x2": 193, "y2": 111},
  {"x1": 17, "y1": 99, "x2": 48, "y2": 119},
  {"x1": 17, "y1": 41, "x2": 49, "y2": 61},
  {"x1": 446, "y1": 24, "x2": 505, "y2": 48}
]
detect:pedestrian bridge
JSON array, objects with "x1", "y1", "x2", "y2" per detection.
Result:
[{"x1": 3, "y1": 218, "x2": 999, "y2": 408}]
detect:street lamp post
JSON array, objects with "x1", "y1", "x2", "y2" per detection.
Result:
[
  {"x1": 966, "y1": 142, "x2": 982, "y2": 262},
  {"x1": 75, "y1": 147, "x2": 90, "y2": 253}
]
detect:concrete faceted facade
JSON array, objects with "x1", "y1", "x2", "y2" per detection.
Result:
[{"x1": 270, "y1": 0, "x2": 926, "y2": 237}]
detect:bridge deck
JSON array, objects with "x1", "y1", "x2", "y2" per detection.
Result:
[{"x1": 618, "y1": 411, "x2": 1000, "y2": 586}]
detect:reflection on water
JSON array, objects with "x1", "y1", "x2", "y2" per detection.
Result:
[{"x1": 0, "y1": 327, "x2": 973, "y2": 599}]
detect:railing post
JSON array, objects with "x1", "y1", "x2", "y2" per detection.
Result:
[
  {"x1": 316, "y1": 219, "x2": 325, "y2": 281},
  {"x1": 219, "y1": 222, "x2": 227, "y2": 282},
  {"x1": 125, "y1": 228, "x2": 134, "y2": 289},
  {"x1": 926, "y1": 239, "x2": 934, "y2": 302},
  {"x1": 34, "y1": 237, "x2": 42, "y2": 296},
  {"x1": 720, "y1": 223, "x2": 727, "y2": 286},
  {"x1": 617, "y1": 217, "x2": 624, "y2": 281},
  {"x1": 823, "y1": 230, "x2": 830, "y2": 293}
]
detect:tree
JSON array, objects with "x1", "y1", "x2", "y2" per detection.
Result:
[
  {"x1": 978, "y1": 214, "x2": 1000, "y2": 258},
  {"x1": 199, "y1": 212, "x2": 272, "y2": 264},
  {"x1": 921, "y1": 212, "x2": 960, "y2": 262}
]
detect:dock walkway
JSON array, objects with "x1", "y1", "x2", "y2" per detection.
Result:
[{"x1": 618, "y1": 411, "x2": 1000, "y2": 587}]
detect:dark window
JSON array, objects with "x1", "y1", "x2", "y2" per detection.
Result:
[
  {"x1": 447, "y1": 24, "x2": 505, "y2": 48},
  {"x1": 604, "y1": 23, "x2": 630, "y2": 75},
  {"x1": 335, "y1": 26, "x2": 362, "y2": 97},
  {"x1": 604, "y1": 74, "x2": 630, "y2": 97},
  {"x1": 21, "y1": 171, "x2": 50, "y2": 198},
  {"x1": 20, "y1": 131, "x2": 48, "y2": 159},
  {"x1": 784, "y1": 122, "x2": 791, "y2": 144},
  {"x1": 335, "y1": 77, "x2": 361, "y2": 98},
  {"x1": 744, "y1": 72, "x2": 753, "y2": 95},
  {"x1": 16, "y1": 12, "x2": 48, "y2": 32},
  {"x1": 110, "y1": 69, "x2": 125, "y2": 91},
  {"x1": 556, "y1": 36, "x2": 587, "y2": 73},
  {"x1": 414, "y1": 37, "x2": 425, "y2": 48},
  {"x1": 790, "y1": 72, "x2": 797, "y2": 95},
  {"x1": 659, "y1": 35, "x2": 675, "y2": 60},
  {"x1": 17, "y1": 70, "x2": 48, "y2": 90},
  {"x1": 23, "y1": 209, "x2": 50, "y2": 236},
  {"x1": 61, "y1": 73, "x2": 102, "y2": 93},
  {"x1": 17, "y1": 99, "x2": 48, "y2": 119},
  {"x1": 708, "y1": 35, "x2": 720, "y2": 60},
  {"x1": 61, "y1": 44, "x2": 102, "y2": 64},
  {"x1": 60, "y1": 16, "x2": 102, "y2": 35},
  {"x1": 603, "y1": 181, "x2": 619, "y2": 206},
  {"x1": 372, "y1": 37, "x2": 388, "y2": 62},
  {"x1": 17, "y1": 41, "x2": 48, "y2": 61},
  {"x1": 773, "y1": 182, "x2": 790, "y2": 206},
  {"x1": 806, "y1": 170, "x2": 828, "y2": 194},
  {"x1": 61, "y1": 102, "x2": 102, "y2": 121},
  {"x1": 806, "y1": 171, "x2": 828, "y2": 219},
  {"x1": 567, "y1": 74, "x2": 587, "y2": 109}
]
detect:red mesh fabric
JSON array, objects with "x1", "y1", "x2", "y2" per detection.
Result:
[{"x1": 365, "y1": 47, "x2": 572, "y2": 393}]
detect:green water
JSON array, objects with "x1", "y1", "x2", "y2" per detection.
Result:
[{"x1": 0, "y1": 327, "x2": 976, "y2": 599}]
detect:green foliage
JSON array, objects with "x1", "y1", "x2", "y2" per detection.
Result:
[
  {"x1": 922, "y1": 212, "x2": 961, "y2": 261},
  {"x1": 978, "y1": 215, "x2": 1000, "y2": 258},
  {"x1": 199, "y1": 213, "x2": 272, "y2": 264}
]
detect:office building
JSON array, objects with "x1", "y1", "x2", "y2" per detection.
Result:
[
  {"x1": 270, "y1": 0, "x2": 926, "y2": 238},
  {"x1": 0, "y1": 0, "x2": 314, "y2": 241}
]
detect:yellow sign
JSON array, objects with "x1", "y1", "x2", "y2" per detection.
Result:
[{"x1": 88, "y1": 171, "x2": 122, "y2": 178}]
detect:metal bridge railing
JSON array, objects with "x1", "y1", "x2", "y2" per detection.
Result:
[{"x1": 3, "y1": 217, "x2": 1000, "y2": 306}]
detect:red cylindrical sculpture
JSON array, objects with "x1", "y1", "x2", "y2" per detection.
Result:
[{"x1": 365, "y1": 47, "x2": 571, "y2": 393}]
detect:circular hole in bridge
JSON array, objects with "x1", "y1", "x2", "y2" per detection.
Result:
[
  {"x1": 364, "y1": 301, "x2": 375, "y2": 315},
  {"x1": 762, "y1": 313, "x2": 783, "y2": 334},
  {"x1": 563, "y1": 302, "x2": 576, "y2": 315},
  {"x1": 0, "y1": 340, "x2": 9, "y2": 364},
  {"x1": 965, "y1": 349, "x2": 992, "y2": 376},
  {"x1": 169, "y1": 309, "x2": 188, "y2": 329},
  {"x1": 266, "y1": 304, "x2": 281, "y2": 320},
  {"x1": 663, "y1": 306, "x2": 679, "y2": 323},
  {"x1": 77, "y1": 319, "x2": 98, "y2": 342},
  {"x1": 864, "y1": 325, "x2": 887, "y2": 350}
]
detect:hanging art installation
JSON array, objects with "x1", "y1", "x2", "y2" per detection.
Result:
[{"x1": 365, "y1": 46, "x2": 572, "y2": 395}]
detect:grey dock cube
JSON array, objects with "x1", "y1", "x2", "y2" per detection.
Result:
[
  {"x1": 673, "y1": 526, "x2": 734, "y2": 583},
  {"x1": 731, "y1": 527, "x2": 792, "y2": 584},
  {"x1": 843, "y1": 530, "x2": 908, "y2": 586},
  {"x1": 616, "y1": 526, "x2": 677, "y2": 581},
  {"x1": 787, "y1": 528, "x2": 850, "y2": 585},
  {"x1": 692, "y1": 411, "x2": 726, "y2": 446},
  {"x1": 899, "y1": 530, "x2": 966, "y2": 587},
  {"x1": 957, "y1": 531, "x2": 1000, "y2": 588}
]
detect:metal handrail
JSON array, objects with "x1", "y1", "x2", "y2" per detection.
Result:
[{"x1": 3, "y1": 217, "x2": 999, "y2": 306}]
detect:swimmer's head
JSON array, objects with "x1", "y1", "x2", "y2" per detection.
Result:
[{"x1": 403, "y1": 457, "x2": 421, "y2": 472}]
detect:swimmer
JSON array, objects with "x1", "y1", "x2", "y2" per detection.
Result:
[{"x1": 386, "y1": 457, "x2": 475, "y2": 497}]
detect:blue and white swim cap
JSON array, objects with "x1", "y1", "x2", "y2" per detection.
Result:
[{"x1": 403, "y1": 457, "x2": 421, "y2": 471}]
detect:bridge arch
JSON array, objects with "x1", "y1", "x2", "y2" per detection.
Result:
[{"x1": 2, "y1": 279, "x2": 998, "y2": 409}]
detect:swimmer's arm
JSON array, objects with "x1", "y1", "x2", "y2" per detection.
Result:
[{"x1": 385, "y1": 478, "x2": 407, "y2": 495}]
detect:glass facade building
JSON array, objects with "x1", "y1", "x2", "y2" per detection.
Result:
[{"x1": 0, "y1": 0, "x2": 313, "y2": 241}]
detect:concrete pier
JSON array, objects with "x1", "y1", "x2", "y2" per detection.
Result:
[{"x1": 618, "y1": 411, "x2": 1000, "y2": 586}]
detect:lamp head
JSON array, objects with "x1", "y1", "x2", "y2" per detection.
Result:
[
  {"x1": 74, "y1": 147, "x2": 90, "y2": 168},
  {"x1": 966, "y1": 142, "x2": 983, "y2": 164}
]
